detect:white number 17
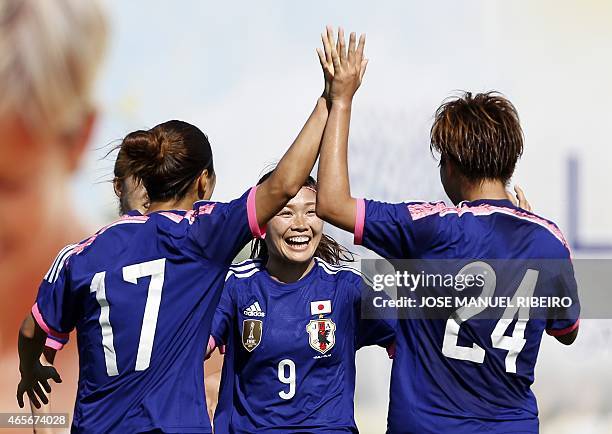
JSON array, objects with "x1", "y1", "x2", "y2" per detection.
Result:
[{"x1": 90, "y1": 258, "x2": 166, "y2": 376}]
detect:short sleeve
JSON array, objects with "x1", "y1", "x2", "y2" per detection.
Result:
[
  {"x1": 33, "y1": 247, "x2": 81, "y2": 350},
  {"x1": 354, "y1": 276, "x2": 396, "y2": 349},
  {"x1": 188, "y1": 187, "x2": 265, "y2": 264},
  {"x1": 355, "y1": 199, "x2": 429, "y2": 259},
  {"x1": 210, "y1": 277, "x2": 237, "y2": 346},
  {"x1": 546, "y1": 258, "x2": 580, "y2": 336}
]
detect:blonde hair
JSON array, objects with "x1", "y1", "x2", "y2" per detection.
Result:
[{"x1": 0, "y1": 0, "x2": 107, "y2": 137}]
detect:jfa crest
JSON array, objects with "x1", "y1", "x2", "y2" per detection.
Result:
[
  {"x1": 306, "y1": 318, "x2": 336, "y2": 354},
  {"x1": 242, "y1": 319, "x2": 262, "y2": 352}
]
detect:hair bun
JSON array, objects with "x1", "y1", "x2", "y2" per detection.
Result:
[
  {"x1": 121, "y1": 129, "x2": 163, "y2": 185},
  {"x1": 116, "y1": 120, "x2": 214, "y2": 204}
]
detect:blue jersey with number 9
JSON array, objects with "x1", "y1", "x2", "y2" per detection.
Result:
[{"x1": 211, "y1": 258, "x2": 395, "y2": 433}]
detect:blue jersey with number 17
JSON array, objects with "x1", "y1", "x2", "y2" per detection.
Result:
[
  {"x1": 32, "y1": 188, "x2": 263, "y2": 433},
  {"x1": 353, "y1": 198, "x2": 580, "y2": 434}
]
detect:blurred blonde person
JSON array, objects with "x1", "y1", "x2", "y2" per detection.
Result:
[{"x1": 0, "y1": 0, "x2": 107, "y2": 425}]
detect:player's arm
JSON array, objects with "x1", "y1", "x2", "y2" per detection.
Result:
[
  {"x1": 355, "y1": 275, "x2": 396, "y2": 354},
  {"x1": 204, "y1": 351, "x2": 224, "y2": 423},
  {"x1": 18, "y1": 245, "x2": 77, "y2": 410},
  {"x1": 209, "y1": 277, "x2": 237, "y2": 354},
  {"x1": 511, "y1": 187, "x2": 578, "y2": 345},
  {"x1": 316, "y1": 27, "x2": 368, "y2": 232},
  {"x1": 30, "y1": 348, "x2": 60, "y2": 434},
  {"x1": 555, "y1": 327, "x2": 578, "y2": 345},
  {"x1": 17, "y1": 314, "x2": 62, "y2": 409},
  {"x1": 254, "y1": 47, "x2": 333, "y2": 226},
  {"x1": 546, "y1": 246, "x2": 580, "y2": 346}
]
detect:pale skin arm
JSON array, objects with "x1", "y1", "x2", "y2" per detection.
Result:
[
  {"x1": 204, "y1": 39, "x2": 335, "y2": 422},
  {"x1": 254, "y1": 43, "x2": 336, "y2": 226},
  {"x1": 316, "y1": 27, "x2": 368, "y2": 232}
]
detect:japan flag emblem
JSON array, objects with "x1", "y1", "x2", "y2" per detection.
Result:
[{"x1": 310, "y1": 300, "x2": 331, "y2": 315}]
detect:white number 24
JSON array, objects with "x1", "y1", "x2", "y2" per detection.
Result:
[
  {"x1": 441, "y1": 262, "x2": 538, "y2": 374},
  {"x1": 90, "y1": 258, "x2": 166, "y2": 376}
]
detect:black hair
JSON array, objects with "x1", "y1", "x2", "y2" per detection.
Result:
[
  {"x1": 119, "y1": 120, "x2": 214, "y2": 203},
  {"x1": 250, "y1": 170, "x2": 355, "y2": 265}
]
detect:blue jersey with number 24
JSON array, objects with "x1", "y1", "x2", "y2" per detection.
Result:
[{"x1": 353, "y1": 198, "x2": 580, "y2": 434}]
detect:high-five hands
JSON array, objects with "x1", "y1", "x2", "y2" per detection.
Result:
[{"x1": 317, "y1": 26, "x2": 368, "y2": 105}]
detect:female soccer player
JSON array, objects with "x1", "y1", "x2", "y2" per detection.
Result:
[
  {"x1": 32, "y1": 144, "x2": 152, "y2": 406},
  {"x1": 208, "y1": 172, "x2": 395, "y2": 433},
  {"x1": 315, "y1": 28, "x2": 579, "y2": 434},
  {"x1": 112, "y1": 143, "x2": 150, "y2": 215},
  {"x1": 17, "y1": 67, "x2": 331, "y2": 431}
]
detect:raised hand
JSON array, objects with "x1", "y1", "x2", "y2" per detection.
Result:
[
  {"x1": 17, "y1": 360, "x2": 62, "y2": 409},
  {"x1": 317, "y1": 31, "x2": 334, "y2": 101},
  {"x1": 506, "y1": 185, "x2": 532, "y2": 211},
  {"x1": 317, "y1": 26, "x2": 368, "y2": 105}
]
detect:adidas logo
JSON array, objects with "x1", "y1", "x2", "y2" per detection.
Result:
[{"x1": 243, "y1": 301, "x2": 266, "y2": 317}]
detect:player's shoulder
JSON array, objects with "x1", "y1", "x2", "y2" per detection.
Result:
[
  {"x1": 314, "y1": 257, "x2": 364, "y2": 282},
  {"x1": 225, "y1": 258, "x2": 264, "y2": 282},
  {"x1": 192, "y1": 189, "x2": 251, "y2": 216},
  {"x1": 461, "y1": 201, "x2": 571, "y2": 257},
  {"x1": 510, "y1": 208, "x2": 571, "y2": 257},
  {"x1": 365, "y1": 198, "x2": 438, "y2": 219},
  {"x1": 43, "y1": 242, "x2": 81, "y2": 283},
  {"x1": 73, "y1": 214, "x2": 151, "y2": 257},
  {"x1": 463, "y1": 200, "x2": 571, "y2": 256},
  {"x1": 192, "y1": 199, "x2": 220, "y2": 216}
]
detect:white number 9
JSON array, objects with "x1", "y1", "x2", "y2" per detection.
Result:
[{"x1": 278, "y1": 359, "x2": 296, "y2": 400}]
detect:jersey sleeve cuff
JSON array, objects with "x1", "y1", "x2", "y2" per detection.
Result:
[
  {"x1": 247, "y1": 186, "x2": 266, "y2": 239},
  {"x1": 32, "y1": 303, "x2": 69, "y2": 341},
  {"x1": 210, "y1": 331, "x2": 225, "y2": 347},
  {"x1": 354, "y1": 198, "x2": 366, "y2": 245},
  {"x1": 546, "y1": 318, "x2": 580, "y2": 336},
  {"x1": 210, "y1": 333, "x2": 227, "y2": 354},
  {"x1": 45, "y1": 336, "x2": 65, "y2": 351}
]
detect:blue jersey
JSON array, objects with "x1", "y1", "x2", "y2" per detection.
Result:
[
  {"x1": 211, "y1": 258, "x2": 395, "y2": 434},
  {"x1": 354, "y1": 198, "x2": 580, "y2": 434},
  {"x1": 32, "y1": 188, "x2": 263, "y2": 433}
]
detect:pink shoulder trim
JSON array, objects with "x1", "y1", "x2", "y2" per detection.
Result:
[
  {"x1": 247, "y1": 186, "x2": 266, "y2": 239},
  {"x1": 354, "y1": 199, "x2": 366, "y2": 245}
]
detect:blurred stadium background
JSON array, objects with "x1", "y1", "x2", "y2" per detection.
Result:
[{"x1": 2, "y1": 0, "x2": 611, "y2": 432}]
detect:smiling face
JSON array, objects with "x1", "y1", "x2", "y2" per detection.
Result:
[{"x1": 264, "y1": 187, "x2": 323, "y2": 265}]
